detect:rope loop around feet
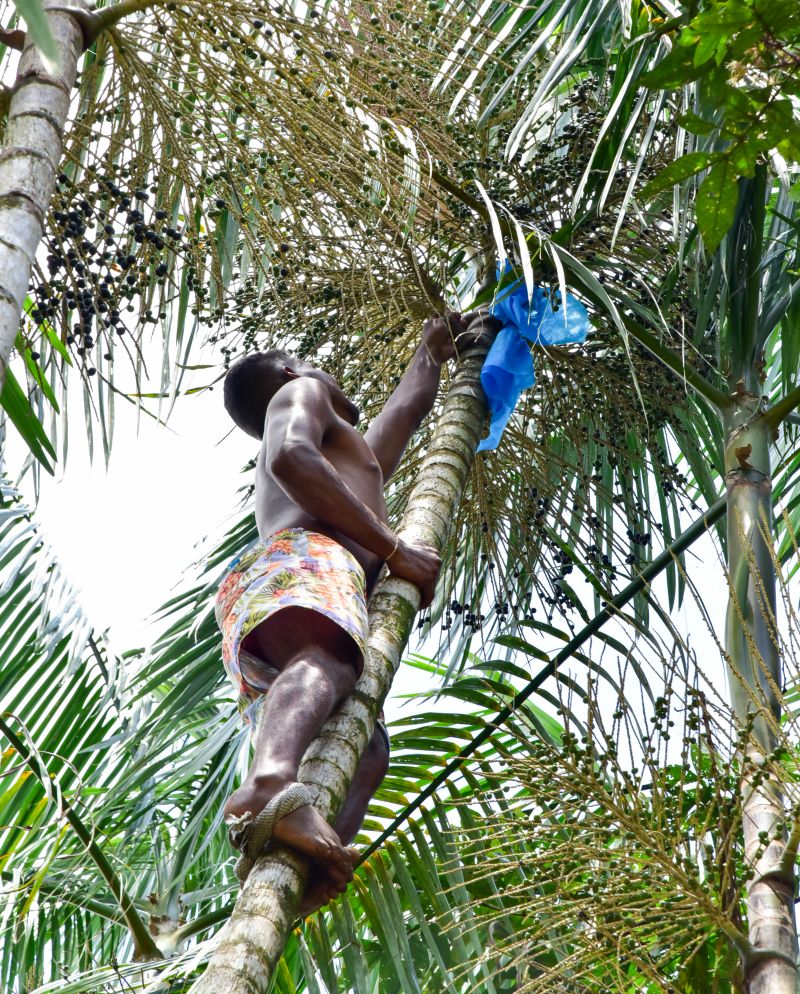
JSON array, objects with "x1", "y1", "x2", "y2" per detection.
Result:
[{"x1": 226, "y1": 782, "x2": 313, "y2": 885}]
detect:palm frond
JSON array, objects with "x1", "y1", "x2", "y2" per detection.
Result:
[{"x1": 0, "y1": 473, "x2": 153, "y2": 989}]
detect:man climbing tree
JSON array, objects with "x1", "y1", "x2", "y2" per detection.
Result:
[{"x1": 215, "y1": 312, "x2": 478, "y2": 914}]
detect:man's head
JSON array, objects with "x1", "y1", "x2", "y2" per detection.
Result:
[{"x1": 223, "y1": 350, "x2": 359, "y2": 438}]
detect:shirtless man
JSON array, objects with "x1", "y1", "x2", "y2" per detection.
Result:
[{"x1": 215, "y1": 312, "x2": 471, "y2": 912}]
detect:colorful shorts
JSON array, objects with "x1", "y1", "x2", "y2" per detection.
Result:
[{"x1": 215, "y1": 527, "x2": 370, "y2": 725}]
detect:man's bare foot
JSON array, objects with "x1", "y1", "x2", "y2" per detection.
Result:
[
  {"x1": 225, "y1": 774, "x2": 350, "y2": 875},
  {"x1": 297, "y1": 848, "x2": 360, "y2": 917}
]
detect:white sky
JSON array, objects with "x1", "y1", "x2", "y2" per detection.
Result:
[{"x1": 8, "y1": 373, "x2": 256, "y2": 653}]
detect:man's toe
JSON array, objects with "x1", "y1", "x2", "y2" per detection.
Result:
[
  {"x1": 327, "y1": 858, "x2": 350, "y2": 886},
  {"x1": 334, "y1": 844, "x2": 351, "y2": 868},
  {"x1": 324, "y1": 840, "x2": 344, "y2": 866}
]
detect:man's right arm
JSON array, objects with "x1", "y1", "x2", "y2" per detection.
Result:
[
  {"x1": 265, "y1": 379, "x2": 440, "y2": 605},
  {"x1": 266, "y1": 378, "x2": 397, "y2": 557}
]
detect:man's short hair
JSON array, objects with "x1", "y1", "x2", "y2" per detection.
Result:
[{"x1": 223, "y1": 350, "x2": 293, "y2": 438}]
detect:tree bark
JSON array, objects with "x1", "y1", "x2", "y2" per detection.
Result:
[
  {"x1": 0, "y1": 0, "x2": 86, "y2": 391},
  {"x1": 724, "y1": 406, "x2": 798, "y2": 994},
  {"x1": 192, "y1": 332, "x2": 492, "y2": 994}
]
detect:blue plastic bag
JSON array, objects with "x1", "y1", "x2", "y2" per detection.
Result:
[{"x1": 477, "y1": 273, "x2": 590, "y2": 452}]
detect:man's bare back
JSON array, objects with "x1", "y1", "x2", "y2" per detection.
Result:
[{"x1": 255, "y1": 379, "x2": 389, "y2": 588}]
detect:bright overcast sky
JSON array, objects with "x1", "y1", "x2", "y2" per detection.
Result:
[{"x1": 8, "y1": 368, "x2": 256, "y2": 653}]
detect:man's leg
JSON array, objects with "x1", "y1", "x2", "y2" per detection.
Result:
[
  {"x1": 224, "y1": 608, "x2": 361, "y2": 880},
  {"x1": 334, "y1": 727, "x2": 390, "y2": 845},
  {"x1": 297, "y1": 726, "x2": 390, "y2": 915}
]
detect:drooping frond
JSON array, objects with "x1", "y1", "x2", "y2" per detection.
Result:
[{"x1": 0, "y1": 474, "x2": 147, "y2": 988}]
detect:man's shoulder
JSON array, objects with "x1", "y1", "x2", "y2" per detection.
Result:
[
  {"x1": 268, "y1": 376, "x2": 331, "y2": 411},
  {"x1": 264, "y1": 378, "x2": 335, "y2": 440}
]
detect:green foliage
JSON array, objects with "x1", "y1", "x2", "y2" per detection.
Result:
[
  {"x1": 447, "y1": 704, "x2": 752, "y2": 993},
  {"x1": 0, "y1": 477, "x2": 700, "y2": 993},
  {"x1": 641, "y1": 151, "x2": 718, "y2": 199},
  {"x1": 696, "y1": 158, "x2": 743, "y2": 253},
  {"x1": 0, "y1": 476, "x2": 141, "y2": 990},
  {"x1": 642, "y1": 0, "x2": 800, "y2": 249},
  {"x1": 0, "y1": 363, "x2": 55, "y2": 473}
]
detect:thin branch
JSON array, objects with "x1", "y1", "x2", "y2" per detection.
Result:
[
  {"x1": 772, "y1": 817, "x2": 800, "y2": 878},
  {"x1": 763, "y1": 384, "x2": 800, "y2": 431},
  {"x1": 362, "y1": 494, "x2": 729, "y2": 860},
  {"x1": 431, "y1": 168, "x2": 488, "y2": 222},
  {"x1": 0, "y1": 27, "x2": 26, "y2": 51},
  {"x1": 399, "y1": 242, "x2": 446, "y2": 312},
  {"x1": 50, "y1": 0, "x2": 163, "y2": 49},
  {"x1": 172, "y1": 904, "x2": 234, "y2": 945},
  {"x1": 0, "y1": 717, "x2": 162, "y2": 961}
]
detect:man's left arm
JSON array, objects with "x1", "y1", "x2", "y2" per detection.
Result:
[{"x1": 364, "y1": 314, "x2": 466, "y2": 481}]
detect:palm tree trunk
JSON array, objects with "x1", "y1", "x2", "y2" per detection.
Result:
[
  {"x1": 724, "y1": 406, "x2": 798, "y2": 993},
  {"x1": 0, "y1": 0, "x2": 86, "y2": 390},
  {"x1": 719, "y1": 169, "x2": 798, "y2": 993},
  {"x1": 193, "y1": 330, "x2": 492, "y2": 994}
]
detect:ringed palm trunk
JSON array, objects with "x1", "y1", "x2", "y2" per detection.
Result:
[
  {"x1": 0, "y1": 0, "x2": 87, "y2": 389},
  {"x1": 193, "y1": 331, "x2": 493, "y2": 994},
  {"x1": 725, "y1": 403, "x2": 798, "y2": 994},
  {"x1": 722, "y1": 171, "x2": 797, "y2": 993}
]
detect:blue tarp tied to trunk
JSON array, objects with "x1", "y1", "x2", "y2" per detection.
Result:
[{"x1": 477, "y1": 272, "x2": 591, "y2": 452}]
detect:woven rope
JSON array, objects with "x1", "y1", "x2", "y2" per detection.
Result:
[{"x1": 226, "y1": 782, "x2": 313, "y2": 885}]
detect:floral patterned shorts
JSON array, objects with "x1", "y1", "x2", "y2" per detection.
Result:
[{"x1": 215, "y1": 527, "x2": 370, "y2": 726}]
